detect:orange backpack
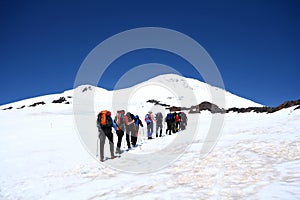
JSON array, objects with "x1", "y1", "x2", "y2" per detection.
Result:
[{"x1": 98, "y1": 110, "x2": 112, "y2": 127}]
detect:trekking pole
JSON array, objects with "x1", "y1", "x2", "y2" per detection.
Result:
[{"x1": 96, "y1": 137, "x2": 99, "y2": 157}]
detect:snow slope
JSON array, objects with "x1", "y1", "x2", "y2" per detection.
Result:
[{"x1": 0, "y1": 74, "x2": 299, "y2": 199}]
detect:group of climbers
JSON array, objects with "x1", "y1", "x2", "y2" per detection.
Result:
[{"x1": 96, "y1": 109, "x2": 188, "y2": 162}]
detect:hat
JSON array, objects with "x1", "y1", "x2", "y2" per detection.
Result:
[{"x1": 148, "y1": 111, "x2": 152, "y2": 113}]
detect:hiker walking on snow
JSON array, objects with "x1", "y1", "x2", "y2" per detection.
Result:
[
  {"x1": 97, "y1": 110, "x2": 117, "y2": 162},
  {"x1": 155, "y1": 112, "x2": 163, "y2": 137},
  {"x1": 114, "y1": 110, "x2": 126, "y2": 154},
  {"x1": 165, "y1": 112, "x2": 174, "y2": 135},
  {"x1": 132, "y1": 115, "x2": 144, "y2": 146},
  {"x1": 145, "y1": 111, "x2": 154, "y2": 139},
  {"x1": 179, "y1": 112, "x2": 187, "y2": 130},
  {"x1": 125, "y1": 112, "x2": 135, "y2": 149}
]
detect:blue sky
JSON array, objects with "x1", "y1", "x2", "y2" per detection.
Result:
[{"x1": 0, "y1": 0, "x2": 299, "y2": 107}]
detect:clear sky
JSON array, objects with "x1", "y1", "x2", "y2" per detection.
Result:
[{"x1": 0, "y1": 0, "x2": 299, "y2": 107}]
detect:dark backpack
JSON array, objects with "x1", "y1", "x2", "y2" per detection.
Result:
[
  {"x1": 97, "y1": 110, "x2": 112, "y2": 128},
  {"x1": 181, "y1": 112, "x2": 187, "y2": 121},
  {"x1": 166, "y1": 113, "x2": 173, "y2": 122},
  {"x1": 156, "y1": 112, "x2": 163, "y2": 122}
]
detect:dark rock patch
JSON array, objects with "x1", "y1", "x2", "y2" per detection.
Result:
[
  {"x1": 17, "y1": 105, "x2": 26, "y2": 109},
  {"x1": 82, "y1": 86, "x2": 92, "y2": 93},
  {"x1": 2, "y1": 106, "x2": 13, "y2": 110},
  {"x1": 147, "y1": 99, "x2": 170, "y2": 108},
  {"x1": 147, "y1": 98, "x2": 300, "y2": 114},
  {"x1": 52, "y1": 97, "x2": 66, "y2": 103},
  {"x1": 195, "y1": 101, "x2": 226, "y2": 114},
  {"x1": 29, "y1": 102, "x2": 46, "y2": 107},
  {"x1": 226, "y1": 99, "x2": 300, "y2": 114}
]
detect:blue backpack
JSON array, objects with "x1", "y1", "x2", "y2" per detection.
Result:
[
  {"x1": 166, "y1": 113, "x2": 173, "y2": 122},
  {"x1": 134, "y1": 115, "x2": 140, "y2": 126}
]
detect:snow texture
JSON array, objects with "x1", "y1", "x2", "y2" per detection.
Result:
[{"x1": 0, "y1": 74, "x2": 299, "y2": 199}]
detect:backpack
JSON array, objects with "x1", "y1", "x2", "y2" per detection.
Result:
[
  {"x1": 166, "y1": 113, "x2": 173, "y2": 122},
  {"x1": 156, "y1": 112, "x2": 163, "y2": 122},
  {"x1": 145, "y1": 114, "x2": 152, "y2": 124},
  {"x1": 181, "y1": 112, "x2": 186, "y2": 121},
  {"x1": 134, "y1": 115, "x2": 139, "y2": 126},
  {"x1": 98, "y1": 110, "x2": 112, "y2": 128},
  {"x1": 175, "y1": 114, "x2": 180, "y2": 122},
  {"x1": 116, "y1": 110, "x2": 125, "y2": 126}
]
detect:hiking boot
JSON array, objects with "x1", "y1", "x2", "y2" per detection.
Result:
[
  {"x1": 111, "y1": 155, "x2": 115, "y2": 159},
  {"x1": 116, "y1": 148, "x2": 121, "y2": 154},
  {"x1": 148, "y1": 137, "x2": 153, "y2": 140},
  {"x1": 100, "y1": 158, "x2": 104, "y2": 162}
]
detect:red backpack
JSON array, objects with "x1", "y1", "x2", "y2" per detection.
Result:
[
  {"x1": 175, "y1": 114, "x2": 180, "y2": 122},
  {"x1": 116, "y1": 110, "x2": 125, "y2": 126}
]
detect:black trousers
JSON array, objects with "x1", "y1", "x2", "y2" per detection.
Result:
[
  {"x1": 117, "y1": 130, "x2": 124, "y2": 148},
  {"x1": 166, "y1": 122, "x2": 172, "y2": 135},
  {"x1": 176, "y1": 122, "x2": 180, "y2": 132}
]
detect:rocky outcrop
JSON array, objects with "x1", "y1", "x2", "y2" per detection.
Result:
[
  {"x1": 29, "y1": 102, "x2": 46, "y2": 107},
  {"x1": 2, "y1": 106, "x2": 13, "y2": 110},
  {"x1": 268, "y1": 99, "x2": 300, "y2": 113},
  {"x1": 147, "y1": 98, "x2": 300, "y2": 114},
  {"x1": 193, "y1": 101, "x2": 226, "y2": 114},
  {"x1": 52, "y1": 97, "x2": 66, "y2": 103},
  {"x1": 17, "y1": 105, "x2": 25, "y2": 109},
  {"x1": 146, "y1": 99, "x2": 170, "y2": 107},
  {"x1": 227, "y1": 99, "x2": 300, "y2": 114},
  {"x1": 82, "y1": 86, "x2": 92, "y2": 93}
]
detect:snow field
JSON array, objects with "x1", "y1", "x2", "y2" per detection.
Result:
[
  {"x1": 0, "y1": 107, "x2": 299, "y2": 199},
  {"x1": 0, "y1": 74, "x2": 299, "y2": 199}
]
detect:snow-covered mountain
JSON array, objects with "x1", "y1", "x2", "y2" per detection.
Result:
[
  {"x1": 0, "y1": 74, "x2": 299, "y2": 199},
  {"x1": 0, "y1": 74, "x2": 261, "y2": 112}
]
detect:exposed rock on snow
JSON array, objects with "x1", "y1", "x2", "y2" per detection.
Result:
[
  {"x1": 28, "y1": 101, "x2": 46, "y2": 107},
  {"x1": 52, "y1": 97, "x2": 67, "y2": 103}
]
